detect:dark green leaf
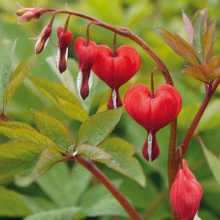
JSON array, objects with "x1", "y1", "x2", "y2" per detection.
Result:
[
  {"x1": 192, "y1": 8, "x2": 208, "y2": 60},
  {"x1": 76, "y1": 107, "x2": 123, "y2": 146},
  {"x1": 29, "y1": 75, "x2": 88, "y2": 122},
  {"x1": 0, "y1": 186, "x2": 32, "y2": 217},
  {"x1": 156, "y1": 27, "x2": 200, "y2": 65},
  {"x1": 3, "y1": 55, "x2": 37, "y2": 106},
  {"x1": 15, "y1": 147, "x2": 63, "y2": 187},
  {"x1": 0, "y1": 39, "x2": 16, "y2": 112},
  {"x1": 99, "y1": 138, "x2": 146, "y2": 186},
  {"x1": 0, "y1": 122, "x2": 63, "y2": 153},
  {"x1": 32, "y1": 109, "x2": 73, "y2": 151},
  {"x1": 24, "y1": 207, "x2": 81, "y2": 220}
]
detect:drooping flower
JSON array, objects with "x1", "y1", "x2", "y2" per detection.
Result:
[
  {"x1": 124, "y1": 83, "x2": 182, "y2": 161},
  {"x1": 170, "y1": 159, "x2": 203, "y2": 220},
  {"x1": 74, "y1": 37, "x2": 98, "y2": 99},
  {"x1": 92, "y1": 45, "x2": 140, "y2": 109},
  {"x1": 34, "y1": 16, "x2": 54, "y2": 54},
  {"x1": 56, "y1": 27, "x2": 72, "y2": 73}
]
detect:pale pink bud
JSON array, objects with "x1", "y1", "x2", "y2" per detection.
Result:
[{"x1": 170, "y1": 159, "x2": 202, "y2": 220}]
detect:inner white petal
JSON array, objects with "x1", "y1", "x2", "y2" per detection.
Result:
[
  {"x1": 56, "y1": 49, "x2": 60, "y2": 67},
  {"x1": 77, "y1": 70, "x2": 83, "y2": 94},
  {"x1": 112, "y1": 89, "x2": 117, "y2": 109},
  {"x1": 148, "y1": 132, "x2": 153, "y2": 162},
  {"x1": 193, "y1": 212, "x2": 201, "y2": 220},
  {"x1": 65, "y1": 47, "x2": 68, "y2": 61},
  {"x1": 88, "y1": 72, "x2": 93, "y2": 89}
]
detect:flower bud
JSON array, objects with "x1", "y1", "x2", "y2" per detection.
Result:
[
  {"x1": 74, "y1": 37, "x2": 98, "y2": 99},
  {"x1": 170, "y1": 159, "x2": 203, "y2": 220},
  {"x1": 16, "y1": 5, "x2": 45, "y2": 23},
  {"x1": 56, "y1": 27, "x2": 72, "y2": 73}
]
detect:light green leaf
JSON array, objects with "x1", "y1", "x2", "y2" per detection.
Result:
[
  {"x1": 80, "y1": 180, "x2": 127, "y2": 217},
  {"x1": 197, "y1": 99, "x2": 220, "y2": 132},
  {"x1": 0, "y1": 186, "x2": 32, "y2": 217},
  {"x1": 28, "y1": 75, "x2": 88, "y2": 122},
  {"x1": 24, "y1": 207, "x2": 81, "y2": 220},
  {"x1": 32, "y1": 109, "x2": 73, "y2": 151},
  {"x1": 76, "y1": 107, "x2": 123, "y2": 146},
  {"x1": 0, "y1": 121, "x2": 37, "y2": 131},
  {"x1": 3, "y1": 55, "x2": 37, "y2": 106},
  {"x1": 99, "y1": 138, "x2": 146, "y2": 187},
  {"x1": 37, "y1": 163, "x2": 91, "y2": 207},
  {"x1": 200, "y1": 139, "x2": 220, "y2": 187},
  {"x1": 0, "y1": 142, "x2": 44, "y2": 184},
  {"x1": 0, "y1": 39, "x2": 16, "y2": 111},
  {"x1": 77, "y1": 144, "x2": 112, "y2": 164},
  {"x1": 0, "y1": 123, "x2": 63, "y2": 153},
  {"x1": 15, "y1": 147, "x2": 63, "y2": 187}
]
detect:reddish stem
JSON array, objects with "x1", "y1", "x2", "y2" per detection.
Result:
[{"x1": 77, "y1": 156, "x2": 142, "y2": 220}]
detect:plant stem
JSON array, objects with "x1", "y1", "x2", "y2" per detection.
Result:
[{"x1": 77, "y1": 156, "x2": 142, "y2": 220}]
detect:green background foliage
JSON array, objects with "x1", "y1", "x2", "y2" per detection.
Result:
[{"x1": 1, "y1": 0, "x2": 220, "y2": 219}]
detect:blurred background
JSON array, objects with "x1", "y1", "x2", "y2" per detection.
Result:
[{"x1": 0, "y1": 0, "x2": 220, "y2": 219}]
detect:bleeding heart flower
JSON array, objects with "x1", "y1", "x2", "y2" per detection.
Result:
[
  {"x1": 92, "y1": 45, "x2": 140, "y2": 109},
  {"x1": 170, "y1": 159, "x2": 203, "y2": 220},
  {"x1": 124, "y1": 83, "x2": 182, "y2": 161},
  {"x1": 56, "y1": 26, "x2": 72, "y2": 73},
  {"x1": 74, "y1": 37, "x2": 98, "y2": 99},
  {"x1": 33, "y1": 16, "x2": 54, "y2": 54}
]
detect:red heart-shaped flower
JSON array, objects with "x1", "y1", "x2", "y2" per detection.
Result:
[
  {"x1": 124, "y1": 83, "x2": 182, "y2": 161},
  {"x1": 124, "y1": 83, "x2": 182, "y2": 133},
  {"x1": 92, "y1": 45, "x2": 140, "y2": 109}
]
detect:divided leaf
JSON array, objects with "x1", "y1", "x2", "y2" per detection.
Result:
[
  {"x1": 3, "y1": 55, "x2": 37, "y2": 106},
  {"x1": 0, "y1": 121, "x2": 63, "y2": 153},
  {"x1": 182, "y1": 10, "x2": 194, "y2": 46},
  {"x1": 32, "y1": 109, "x2": 73, "y2": 151},
  {"x1": 99, "y1": 138, "x2": 146, "y2": 186},
  {"x1": 15, "y1": 147, "x2": 63, "y2": 187},
  {"x1": 156, "y1": 27, "x2": 200, "y2": 65},
  {"x1": 0, "y1": 39, "x2": 16, "y2": 111},
  {"x1": 76, "y1": 107, "x2": 123, "y2": 146},
  {"x1": 29, "y1": 75, "x2": 88, "y2": 122}
]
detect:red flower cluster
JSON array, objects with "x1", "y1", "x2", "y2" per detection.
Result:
[
  {"x1": 170, "y1": 159, "x2": 202, "y2": 220},
  {"x1": 124, "y1": 84, "x2": 182, "y2": 161}
]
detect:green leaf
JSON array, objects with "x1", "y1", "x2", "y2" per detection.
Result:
[
  {"x1": 37, "y1": 163, "x2": 91, "y2": 207},
  {"x1": 32, "y1": 109, "x2": 73, "y2": 151},
  {"x1": 29, "y1": 75, "x2": 88, "y2": 122},
  {"x1": 76, "y1": 107, "x2": 123, "y2": 146},
  {"x1": 3, "y1": 55, "x2": 37, "y2": 106},
  {"x1": 0, "y1": 142, "x2": 44, "y2": 184},
  {"x1": 0, "y1": 39, "x2": 16, "y2": 111},
  {"x1": 202, "y1": 21, "x2": 216, "y2": 61},
  {"x1": 80, "y1": 180, "x2": 127, "y2": 217},
  {"x1": 99, "y1": 138, "x2": 146, "y2": 187},
  {"x1": 24, "y1": 207, "x2": 81, "y2": 220},
  {"x1": 15, "y1": 147, "x2": 63, "y2": 187},
  {"x1": 192, "y1": 8, "x2": 208, "y2": 60},
  {"x1": 200, "y1": 140, "x2": 220, "y2": 187},
  {"x1": 0, "y1": 122, "x2": 63, "y2": 153},
  {"x1": 77, "y1": 144, "x2": 112, "y2": 164},
  {"x1": 156, "y1": 27, "x2": 200, "y2": 65},
  {"x1": 197, "y1": 99, "x2": 220, "y2": 132},
  {"x1": 0, "y1": 186, "x2": 32, "y2": 217}
]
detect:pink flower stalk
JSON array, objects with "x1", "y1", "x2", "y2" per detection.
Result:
[
  {"x1": 74, "y1": 37, "x2": 98, "y2": 99},
  {"x1": 170, "y1": 159, "x2": 203, "y2": 220},
  {"x1": 56, "y1": 27, "x2": 72, "y2": 73}
]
